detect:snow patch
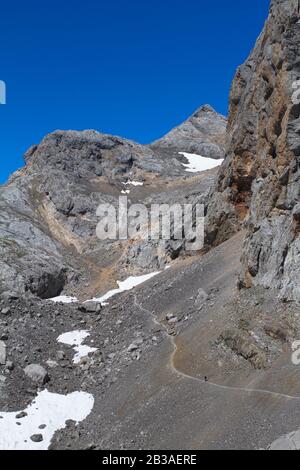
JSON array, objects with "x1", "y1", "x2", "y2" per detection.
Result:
[
  {"x1": 49, "y1": 295, "x2": 78, "y2": 304},
  {"x1": 179, "y1": 152, "x2": 223, "y2": 173},
  {"x1": 88, "y1": 271, "x2": 161, "y2": 306},
  {"x1": 122, "y1": 181, "x2": 144, "y2": 187},
  {"x1": 269, "y1": 429, "x2": 300, "y2": 450},
  {"x1": 0, "y1": 389, "x2": 94, "y2": 450},
  {"x1": 57, "y1": 330, "x2": 97, "y2": 364}
]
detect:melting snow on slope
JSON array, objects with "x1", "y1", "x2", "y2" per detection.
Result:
[
  {"x1": 88, "y1": 271, "x2": 161, "y2": 306},
  {"x1": 179, "y1": 152, "x2": 223, "y2": 173},
  {"x1": 49, "y1": 295, "x2": 78, "y2": 304},
  {"x1": 57, "y1": 330, "x2": 97, "y2": 364},
  {"x1": 269, "y1": 428, "x2": 300, "y2": 450},
  {"x1": 0, "y1": 389, "x2": 94, "y2": 450},
  {"x1": 122, "y1": 181, "x2": 144, "y2": 186}
]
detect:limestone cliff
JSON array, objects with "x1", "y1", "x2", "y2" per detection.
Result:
[{"x1": 207, "y1": 0, "x2": 300, "y2": 300}]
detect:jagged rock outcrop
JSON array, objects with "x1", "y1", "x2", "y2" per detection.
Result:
[
  {"x1": 206, "y1": 0, "x2": 300, "y2": 300},
  {"x1": 0, "y1": 183, "x2": 68, "y2": 298},
  {"x1": 0, "y1": 107, "x2": 226, "y2": 298},
  {"x1": 150, "y1": 105, "x2": 227, "y2": 159}
]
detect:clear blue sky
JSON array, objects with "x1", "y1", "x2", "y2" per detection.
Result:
[{"x1": 0, "y1": 0, "x2": 270, "y2": 184}]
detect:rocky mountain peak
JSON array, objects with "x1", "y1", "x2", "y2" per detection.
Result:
[
  {"x1": 0, "y1": 107, "x2": 225, "y2": 299},
  {"x1": 23, "y1": 107, "x2": 226, "y2": 183},
  {"x1": 192, "y1": 104, "x2": 219, "y2": 117},
  {"x1": 150, "y1": 104, "x2": 227, "y2": 159}
]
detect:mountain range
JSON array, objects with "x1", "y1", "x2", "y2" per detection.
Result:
[{"x1": 0, "y1": 0, "x2": 300, "y2": 451}]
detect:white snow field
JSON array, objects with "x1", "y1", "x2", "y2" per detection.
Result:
[
  {"x1": 57, "y1": 330, "x2": 97, "y2": 364},
  {"x1": 122, "y1": 181, "x2": 144, "y2": 186},
  {"x1": 88, "y1": 271, "x2": 161, "y2": 306},
  {"x1": 178, "y1": 152, "x2": 223, "y2": 173},
  {"x1": 0, "y1": 389, "x2": 94, "y2": 450},
  {"x1": 49, "y1": 295, "x2": 78, "y2": 304}
]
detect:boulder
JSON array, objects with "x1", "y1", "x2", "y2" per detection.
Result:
[{"x1": 24, "y1": 364, "x2": 49, "y2": 385}]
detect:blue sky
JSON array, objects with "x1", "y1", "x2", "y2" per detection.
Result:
[{"x1": 0, "y1": 0, "x2": 270, "y2": 184}]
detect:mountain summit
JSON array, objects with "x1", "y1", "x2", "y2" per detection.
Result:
[
  {"x1": 151, "y1": 104, "x2": 227, "y2": 159},
  {"x1": 0, "y1": 108, "x2": 226, "y2": 298}
]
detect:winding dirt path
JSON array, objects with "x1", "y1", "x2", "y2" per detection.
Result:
[{"x1": 134, "y1": 295, "x2": 300, "y2": 402}]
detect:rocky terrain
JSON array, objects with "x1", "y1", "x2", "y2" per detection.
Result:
[
  {"x1": 151, "y1": 104, "x2": 227, "y2": 159},
  {"x1": 0, "y1": 104, "x2": 225, "y2": 300},
  {"x1": 1, "y1": 233, "x2": 300, "y2": 450},
  {"x1": 0, "y1": 0, "x2": 300, "y2": 451},
  {"x1": 207, "y1": 0, "x2": 300, "y2": 302}
]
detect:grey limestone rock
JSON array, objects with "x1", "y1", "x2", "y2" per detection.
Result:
[{"x1": 206, "y1": 0, "x2": 300, "y2": 301}]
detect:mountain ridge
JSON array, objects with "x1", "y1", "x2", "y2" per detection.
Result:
[{"x1": 0, "y1": 105, "x2": 226, "y2": 299}]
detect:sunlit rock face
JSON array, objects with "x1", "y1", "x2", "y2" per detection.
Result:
[
  {"x1": 206, "y1": 0, "x2": 300, "y2": 301},
  {"x1": 150, "y1": 104, "x2": 227, "y2": 160}
]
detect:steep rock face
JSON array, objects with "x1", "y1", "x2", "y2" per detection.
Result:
[
  {"x1": 207, "y1": 0, "x2": 300, "y2": 300},
  {"x1": 150, "y1": 105, "x2": 227, "y2": 159},
  {"x1": 0, "y1": 183, "x2": 68, "y2": 298}
]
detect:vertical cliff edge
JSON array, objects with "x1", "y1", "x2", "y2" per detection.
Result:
[{"x1": 206, "y1": 0, "x2": 300, "y2": 301}]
